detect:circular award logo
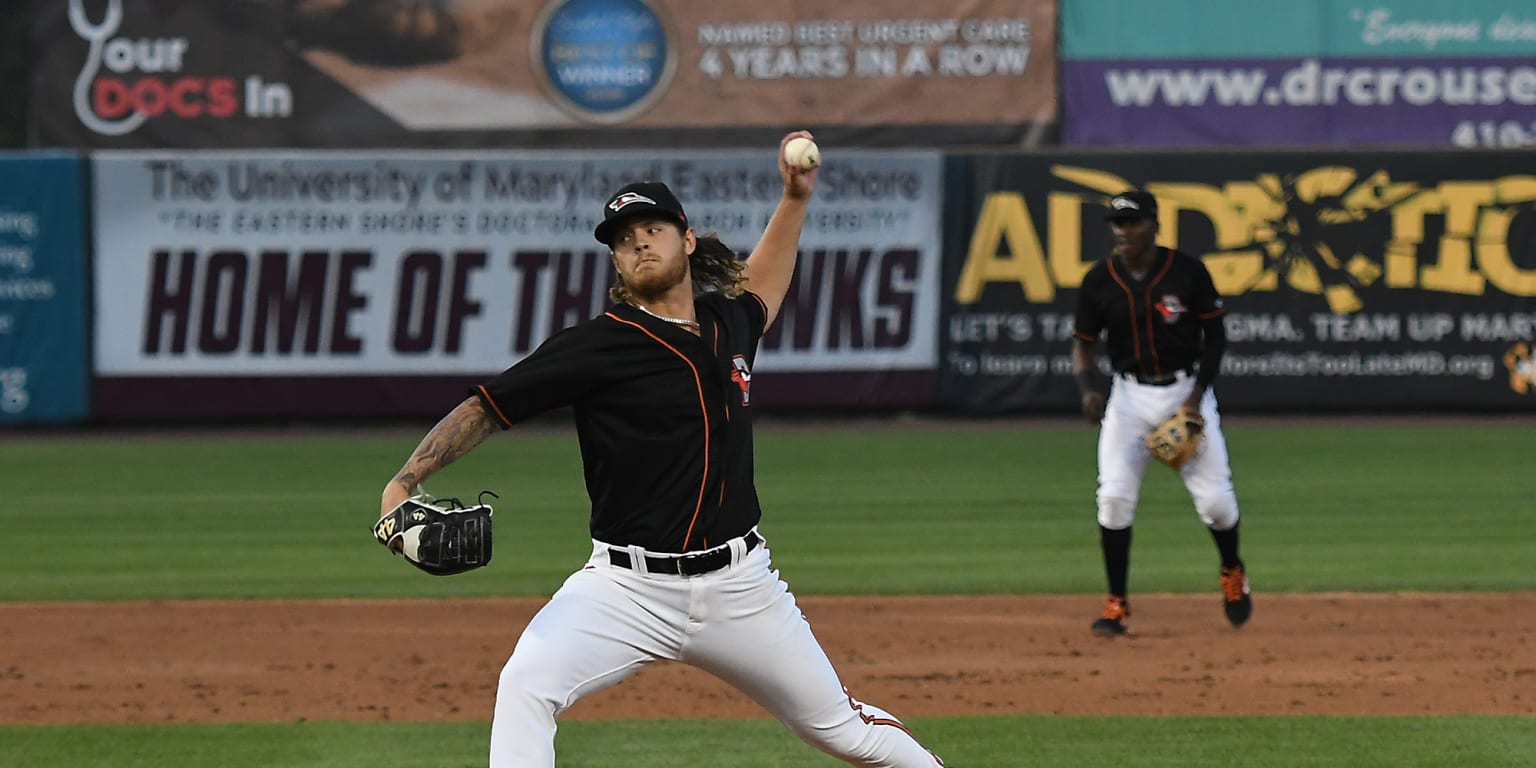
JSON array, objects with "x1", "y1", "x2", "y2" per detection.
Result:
[{"x1": 531, "y1": 0, "x2": 675, "y2": 124}]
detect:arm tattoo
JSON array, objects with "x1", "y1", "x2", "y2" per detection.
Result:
[{"x1": 391, "y1": 397, "x2": 496, "y2": 493}]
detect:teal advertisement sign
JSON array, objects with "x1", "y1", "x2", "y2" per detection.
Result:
[
  {"x1": 1063, "y1": 0, "x2": 1536, "y2": 59},
  {"x1": 0, "y1": 154, "x2": 90, "y2": 425},
  {"x1": 1063, "y1": 1, "x2": 1536, "y2": 147}
]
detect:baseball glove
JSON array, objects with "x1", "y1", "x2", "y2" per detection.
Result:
[
  {"x1": 372, "y1": 492, "x2": 495, "y2": 576},
  {"x1": 1146, "y1": 407, "x2": 1204, "y2": 469}
]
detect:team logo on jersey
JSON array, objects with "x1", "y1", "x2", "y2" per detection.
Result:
[
  {"x1": 608, "y1": 192, "x2": 657, "y2": 213},
  {"x1": 1506, "y1": 343, "x2": 1536, "y2": 395},
  {"x1": 729, "y1": 355, "x2": 752, "y2": 406},
  {"x1": 1154, "y1": 295, "x2": 1187, "y2": 324}
]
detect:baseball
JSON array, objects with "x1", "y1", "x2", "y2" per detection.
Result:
[{"x1": 783, "y1": 137, "x2": 820, "y2": 170}]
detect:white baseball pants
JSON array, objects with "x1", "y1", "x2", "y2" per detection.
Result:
[
  {"x1": 488, "y1": 532, "x2": 944, "y2": 767},
  {"x1": 1097, "y1": 373, "x2": 1240, "y2": 531}
]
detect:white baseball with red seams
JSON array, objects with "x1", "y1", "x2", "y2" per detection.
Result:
[{"x1": 783, "y1": 136, "x2": 821, "y2": 170}]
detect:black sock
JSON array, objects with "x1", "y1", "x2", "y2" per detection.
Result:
[
  {"x1": 1209, "y1": 521, "x2": 1243, "y2": 569},
  {"x1": 1099, "y1": 525, "x2": 1132, "y2": 597}
]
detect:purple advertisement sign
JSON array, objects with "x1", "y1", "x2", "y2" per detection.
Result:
[{"x1": 1064, "y1": 58, "x2": 1536, "y2": 148}]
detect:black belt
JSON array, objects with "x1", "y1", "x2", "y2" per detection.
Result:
[
  {"x1": 1121, "y1": 368, "x2": 1192, "y2": 387},
  {"x1": 608, "y1": 531, "x2": 762, "y2": 576}
]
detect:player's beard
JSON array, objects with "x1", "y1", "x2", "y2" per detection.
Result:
[{"x1": 623, "y1": 252, "x2": 691, "y2": 304}]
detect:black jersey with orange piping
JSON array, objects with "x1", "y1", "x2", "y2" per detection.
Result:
[
  {"x1": 1072, "y1": 246, "x2": 1224, "y2": 380},
  {"x1": 472, "y1": 290, "x2": 768, "y2": 553}
]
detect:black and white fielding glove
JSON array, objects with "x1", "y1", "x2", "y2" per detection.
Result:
[{"x1": 372, "y1": 492, "x2": 495, "y2": 576}]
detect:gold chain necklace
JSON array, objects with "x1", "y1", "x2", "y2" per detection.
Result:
[{"x1": 630, "y1": 302, "x2": 700, "y2": 330}]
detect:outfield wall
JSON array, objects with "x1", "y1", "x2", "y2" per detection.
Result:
[
  {"x1": 0, "y1": 154, "x2": 91, "y2": 426},
  {"x1": 4, "y1": 148, "x2": 1536, "y2": 422},
  {"x1": 88, "y1": 150, "x2": 943, "y2": 419},
  {"x1": 1061, "y1": 0, "x2": 1536, "y2": 148},
  {"x1": 34, "y1": 2, "x2": 1536, "y2": 154},
  {"x1": 940, "y1": 151, "x2": 1536, "y2": 413},
  {"x1": 31, "y1": 0, "x2": 1057, "y2": 150}
]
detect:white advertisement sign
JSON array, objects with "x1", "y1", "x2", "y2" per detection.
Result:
[{"x1": 92, "y1": 150, "x2": 942, "y2": 376}]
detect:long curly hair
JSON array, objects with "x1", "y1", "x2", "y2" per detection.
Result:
[{"x1": 609, "y1": 232, "x2": 746, "y2": 304}]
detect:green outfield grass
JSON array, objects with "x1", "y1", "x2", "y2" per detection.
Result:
[
  {"x1": 3, "y1": 421, "x2": 1533, "y2": 768},
  {"x1": 1, "y1": 421, "x2": 1531, "y2": 601},
  {"x1": 2, "y1": 714, "x2": 1533, "y2": 768}
]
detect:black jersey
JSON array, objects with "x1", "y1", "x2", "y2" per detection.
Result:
[
  {"x1": 1073, "y1": 247, "x2": 1224, "y2": 379},
  {"x1": 473, "y1": 291, "x2": 768, "y2": 553}
]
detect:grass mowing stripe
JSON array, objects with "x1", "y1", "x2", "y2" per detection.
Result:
[
  {"x1": 1, "y1": 424, "x2": 1532, "y2": 601},
  {"x1": 2, "y1": 715, "x2": 1533, "y2": 768}
]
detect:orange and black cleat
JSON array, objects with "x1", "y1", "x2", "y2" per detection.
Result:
[
  {"x1": 1221, "y1": 565, "x2": 1252, "y2": 627},
  {"x1": 1091, "y1": 595, "x2": 1129, "y2": 636}
]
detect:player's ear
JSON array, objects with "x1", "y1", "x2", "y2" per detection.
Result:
[
  {"x1": 683, "y1": 227, "x2": 697, "y2": 257},
  {"x1": 609, "y1": 251, "x2": 630, "y2": 290}
]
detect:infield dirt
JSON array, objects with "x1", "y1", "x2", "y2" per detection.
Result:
[{"x1": 2, "y1": 593, "x2": 1532, "y2": 724}]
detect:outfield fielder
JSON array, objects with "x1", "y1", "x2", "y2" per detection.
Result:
[
  {"x1": 379, "y1": 132, "x2": 944, "y2": 767},
  {"x1": 1071, "y1": 189, "x2": 1252, "y2": 636}
]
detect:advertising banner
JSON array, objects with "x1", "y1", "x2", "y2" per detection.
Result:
[
  {"x1": 0, "y1": 154, "x2": 91, "y2": 425},
  {"x1": 940, "y1": 150, "x2": 1536, "y2": 413},
  {"x1": 34, "y1": 0, "x2": 1056, "y2": 150},
  {"x1": 1062, "y1": 0, "x2": 1536, "y2": 147},
  {"x1": 91, "y1": 150, "x2": 943, "y2": 419}
]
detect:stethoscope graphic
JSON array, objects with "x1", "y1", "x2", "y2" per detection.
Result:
[{"x1": 69, "y1": 0, "x2": 147, "y2": 136}]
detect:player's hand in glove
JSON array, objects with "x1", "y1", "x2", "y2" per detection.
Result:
[
  {"x1": 372, "y1": 491, "x2": 496, "y2": 576},
  {"x1": 1145, "y1": 407, "x2": 1204, "y2": 469}
]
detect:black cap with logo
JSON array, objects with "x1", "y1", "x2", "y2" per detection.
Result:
[
  {"x1": 594, "y1": 181, "x2": 689, "y2": 245},
  {"x1": 1104, "y1": 189, "x2": 1158, "y2": 221}
]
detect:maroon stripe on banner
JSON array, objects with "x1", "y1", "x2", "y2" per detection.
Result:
[
  {"x1": 94, "y1": 376, "x2": 484, "y2": 421},
  {"x1": 93, "y1": 371, "x2": 937, "y2": 422},
  {"x1": 749, "y1": 371, "x2": 936, "y2": 412}
]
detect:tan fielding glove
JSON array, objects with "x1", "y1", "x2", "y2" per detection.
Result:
[{"x1": 1146, "y1": 407, "x2": 1204, "y2": 469}]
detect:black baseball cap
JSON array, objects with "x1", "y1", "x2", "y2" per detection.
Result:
[
  {"x1": 1104, "y1": 189, "x2": 1158, "y2": 221},
  {"x1": 594, "y1": 181, "x2": 689, "y2": 245}
]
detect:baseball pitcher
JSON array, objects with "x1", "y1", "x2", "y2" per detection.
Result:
[{"x1": 376, "y1": 133, "x2": 944, "y2": 767}]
